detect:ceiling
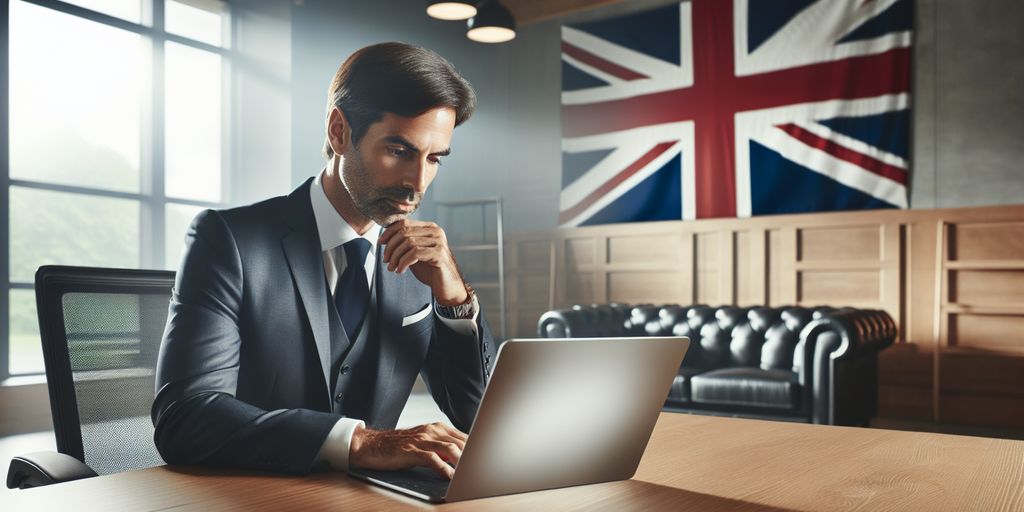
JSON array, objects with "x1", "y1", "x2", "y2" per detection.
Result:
[{"x1": 502, "y1": 0, "x2": 625, "y2": 24}]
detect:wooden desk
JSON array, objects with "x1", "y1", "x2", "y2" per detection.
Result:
[{"x1": 7, "y1": 413, "x2": 1023, "y2": 511}]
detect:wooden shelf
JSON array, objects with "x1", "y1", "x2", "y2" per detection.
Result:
[
  {"x1": 944, "y1": 260, "x2": 1024, "y2": 270},
  {"x1": 939, "y1": 346, "x2": 1024, "y2": 357},
  {"x1": 452, "y1": 244, "x2": 500, "y2": 252},
  {"x1": 794, "y1": 260, "x2": 884, "y2": 270},
  {"x1": 942, "y1": 303, "x2": 1024, "y2": 315}
]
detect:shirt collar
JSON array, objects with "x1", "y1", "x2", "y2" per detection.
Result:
[{"x1": 310, "y1": 169, "x2": 380, "y2": 254}]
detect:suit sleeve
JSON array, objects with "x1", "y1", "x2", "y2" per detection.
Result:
[
  {"x1": 420, "y1": 300, "x2": 498, "y2": 433},
  {"x1": 151, "y1": 209, "x2": 340, "y2": 475}
]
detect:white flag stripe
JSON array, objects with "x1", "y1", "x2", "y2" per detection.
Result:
[
  {"x1": 561, "y1": 25, "x2": 683, "y2": 82},
  {"x1": 562, "y1": 121, "x2": 692, "y2": 153},
  {"x1": 560, "y1": 141, "x2": 684, "y2": 227},
  {"x1": 561, "y1": 4, "x2": 693, "y2": 105},
  {"x1": 735, "y1": 0, "x2": 910, "y2": 76},
  {"x1": 681, "y1": 123, "x2": 697, "y2": 221},
  {"x1": 734, "y1": 94, "x2": 909, "y2": 217},
  {"x1": 735, "y1": 93, "x2": 909, "y2": 125},
  {"x1": 794, "y1": 119, "x2": 908, "y2": 169},
  {"x1": 756, "y1": 126, "x2": 908, "y2": 208},
  {"x1": 561, "y1": 52, "x2": 626, "y2": 86},
  {"x1": 560, "y1": 145, "x2": 653, "y2": 208},
  {"x1": 561, "y1": 122, "x2": 691, "y2": 208}
]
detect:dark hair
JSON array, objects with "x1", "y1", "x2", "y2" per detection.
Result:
[{"x1": 323, "y1": 42, "x2": 477, "y2": 160}]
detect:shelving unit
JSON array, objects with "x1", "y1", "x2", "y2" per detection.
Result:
[
  {"x1": 931, "y1": 220, "x2": 1024, "y2": 423},
  {"x1": 435, "y1": 198, "x2": 506, "y2": 339}
]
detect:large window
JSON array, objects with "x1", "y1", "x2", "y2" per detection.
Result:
[{"x1": 3, "y1": 0, "x2": 232, "y2": 378}]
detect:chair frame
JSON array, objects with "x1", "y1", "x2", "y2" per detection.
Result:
[{"x1": 34, "y1": 265, "x2": 175, "y2": 464}]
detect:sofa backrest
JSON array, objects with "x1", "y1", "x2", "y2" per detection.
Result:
[
  {"x1": 660, "y1": 306, "x2": 832, "y2": 372},
  {"x1": 539, "y1": 303, "x2": 854, "y2": 372}
]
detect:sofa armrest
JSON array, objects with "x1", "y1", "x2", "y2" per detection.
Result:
[
  {"x1": 538, "y1": 309, "x2": 574, "y2": 338},
  {"x1": 800, "y1": 309, "x2": 897, "y2": 362},
  {"x1": 798, "y1": 309, "x2": 897, "y2": 424},
  {"x1": 7, "y1": 451, "x2": 98, "y2": 489}
]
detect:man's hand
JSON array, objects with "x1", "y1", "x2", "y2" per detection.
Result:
[
  {"x1": 349, "y1": 422, "x2": 468, "y2": 479},
  {"x1": 379, "y1": 220, "x2": 468, "y2": 306}
]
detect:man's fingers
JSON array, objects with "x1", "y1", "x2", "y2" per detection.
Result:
[
  {"x1": 380, "y1": 222, "x2": 438, "y2": 247},
  {"x1": 378, "y1": 220, "x2": 411, "y2": 245},
  {"x1": 419, "y1": 439, "x2": 463, "y2": 465},
  {"x1": 395, "y1": 250, "x2": 422, "y2": 274},
  {"x1": 382, "y1": 229, "x2": 409, "y2": 264},
  {"x1": 439, "y1": 434, "x2": 466, "y2": 451},
  {"x1": 414, "y1": 449, "x2": 454, "y2": 479},
  {"x1": 382, "y1": 228, "x2": 439, "y2": 265},
  {"x1": 390, "y1": 239, "x2": 444, "y2": 273},
  {"x1": 425, "y1": 422, "x2": 468, "y2": 442},
  {"x1": 440, "y1": 424, "x2": 469, "y2": 442},
  {"x1": 385, "y1": 237, "x2": 413, "y2": 269},
  {"x1": 396, "y1": 242, "x2": 443, "y2": 273}
]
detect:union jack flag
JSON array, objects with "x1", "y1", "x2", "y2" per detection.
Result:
[{"x1": 559, "y1": 0, "x2": 913, "y2": 226}]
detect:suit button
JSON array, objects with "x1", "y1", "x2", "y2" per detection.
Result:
[
  {"x1": 341, "y1": 365, "x2": 351, "y2": 375},
  {"x1": 334, "y1": 393, "x2": 343, "y2": 403}
]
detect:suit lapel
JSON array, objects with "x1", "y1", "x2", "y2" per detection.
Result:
[{"x1": 280, "y1": 177, "x2": 334, "y2": 403}]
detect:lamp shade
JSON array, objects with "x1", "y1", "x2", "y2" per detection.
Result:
[
  {"x1": 427, "y1": 0, "x2": 477, "y2": 21},
  {"x1": 467, "y1": 0, "x2": 515, "y2": 43}
]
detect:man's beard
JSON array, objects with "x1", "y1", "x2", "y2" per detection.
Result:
[{"x1": 340, "y1": 146, "x2": 422, "y2": 227}]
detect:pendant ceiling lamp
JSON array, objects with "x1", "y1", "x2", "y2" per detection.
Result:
[
  {"x1": 426, "y1": 0, "x2": 478, "y2": 21},
  {"x1": 466, "y1": 0, "x2": 516, "y2": 43}
]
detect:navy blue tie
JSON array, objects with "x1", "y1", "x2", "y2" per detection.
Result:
[{"x1": 335, "y1": 238, "x2": 372, "y2": 338}]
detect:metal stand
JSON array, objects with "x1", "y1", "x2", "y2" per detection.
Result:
[{"x1": 435, "y1": 198, "x2": 506, "y2": 340}]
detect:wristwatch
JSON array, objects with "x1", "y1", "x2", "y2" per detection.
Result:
[{"x1": 437, "y1": 283, "x2": 476, "y2": 319}]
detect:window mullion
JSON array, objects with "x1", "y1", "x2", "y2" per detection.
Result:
[
  {"x1": 143, "y1": 0, "x2": 167, "y2": 271},
  {"x1": 1, "y1": 0, "x2": 11, "y2": 380},
  {"x1": 223, "y1": 5, "x2": 236, "y2": 206}
]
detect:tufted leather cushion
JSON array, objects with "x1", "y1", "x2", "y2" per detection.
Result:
[{"x1": 690, "y1": 367, "x2": 800, "y2": 410}]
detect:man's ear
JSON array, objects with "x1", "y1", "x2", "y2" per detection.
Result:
[{"x1": 327, "y1": 106, "x2": 352, "y2": 157}]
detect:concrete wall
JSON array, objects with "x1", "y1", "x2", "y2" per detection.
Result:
[
  {"x1": 910, "y1": 0, "x2": 1024, "y2": 208},
  {"x1": 290, "y1": 0, "x2": 1024, "y2": 232},
  {"x1": 233, "y1": 0, "x2": 293, "y2": 204}
]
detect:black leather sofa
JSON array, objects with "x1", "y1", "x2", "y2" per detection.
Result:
[{"x1": 537, "y1": 304, "x2": 896, "y2": 426}]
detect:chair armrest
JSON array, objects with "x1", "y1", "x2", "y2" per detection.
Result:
[{"x1": 6, "y1": 451, "x2": 98, "y2": 489}]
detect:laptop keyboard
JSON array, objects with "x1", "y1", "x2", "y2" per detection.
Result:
[{"x1": 354, "y1": 466, "x2": 452, "y2": 498}]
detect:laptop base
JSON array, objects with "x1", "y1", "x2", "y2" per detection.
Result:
[{"x1": 349, "y1": 466, "x2": 450, "y2": 503}]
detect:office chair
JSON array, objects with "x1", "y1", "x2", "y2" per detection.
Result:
[{"x1": 6, "y1": 266, "x2": 174, "y2": 489}]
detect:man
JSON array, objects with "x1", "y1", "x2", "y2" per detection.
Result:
[{"x1": 152, "y1": 42, "x2": 496, "y2": 480}]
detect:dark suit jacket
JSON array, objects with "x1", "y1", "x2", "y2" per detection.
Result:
[{"x1": 151, "y1": 178, "x2": 496, "y2": 474}]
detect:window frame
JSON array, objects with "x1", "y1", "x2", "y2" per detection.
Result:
[{"x1": 2, "y1": 0, "x2": 237, "y2": 379}]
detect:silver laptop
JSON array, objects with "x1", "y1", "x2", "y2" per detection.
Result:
[{"x1": 349, "y1": 336, "x2": 689, "y2": 503}]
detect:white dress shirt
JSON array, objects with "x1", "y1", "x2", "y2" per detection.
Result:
[{"x1": 310, "y1": 170, "x2": 479, "y2": 470}]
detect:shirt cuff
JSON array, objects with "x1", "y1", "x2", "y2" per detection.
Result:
[
  {"x1": 316, "y1": 417, "x2": 364, "y2": 471},
  {"x1": 435, "y1": 293, "x2": 480, "y2": 338}
]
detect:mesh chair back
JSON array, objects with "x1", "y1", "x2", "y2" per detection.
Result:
[{"x1": 36, "y1": 266, "x2": 173, "y2": 475}]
